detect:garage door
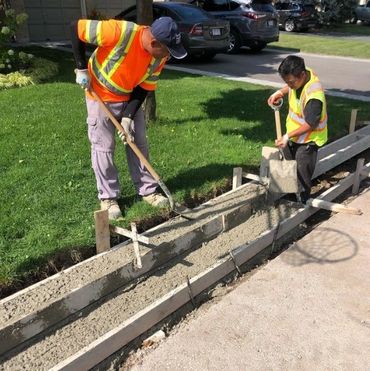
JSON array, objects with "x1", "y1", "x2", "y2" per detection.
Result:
[{"x1": 24, "y1": 0, "x2": 81, "y2": 41}]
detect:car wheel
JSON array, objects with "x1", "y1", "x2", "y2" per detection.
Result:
[
  {"x1": 284, "y1": 19, "x2": 296, "y2": 32},
  {"x1": 249, "y1": 41, "x2": 267, "y2": 52},
  {"x1": 227, "y1": 29, "x2": 242, "y2": 54},
  {"x1": 349, "y1": 15, "x2": 358, "y2": 24}
]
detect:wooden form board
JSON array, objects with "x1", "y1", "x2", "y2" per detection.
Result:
[
  {"x1": 2, "y1": 126, "x2": 370, "y2": 356},
  {"x1": 52, "y1": 162, "x2": 370, "y2": 370}
]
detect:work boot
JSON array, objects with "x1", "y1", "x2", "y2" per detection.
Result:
[
  {"x1": 100, "y1": 199, "x2": 122, "y2": 220},
  {"x1": 142, "y1": 192, "x2": 169, "y2": 208}
]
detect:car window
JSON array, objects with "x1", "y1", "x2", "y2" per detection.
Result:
[
  {"x1": 288, "y1": 3, "x2": 300, "y2": 11},
  {"x1": 250, "y1": 2, "x2": 275, "y2": 12},
  {"x1": 120, "y1": 8, "x2": 137, "y2": 22},
  {"x1": 170, "y1": 4, "x2": 211, "y2": 20},
  {"x1": 278, "y1": 3, "x2": 290, "y2": 11},
  {"x1": 302, "y1": 5, "x2": 315, "y2": 13},
  {"x1": 202, "y1": 0, "x2": 240, "y2": 12},
  {"x1": 153, "y1": 7, "x2": 168, "y2": 20}
]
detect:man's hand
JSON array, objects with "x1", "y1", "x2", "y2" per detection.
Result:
[
  {"x1": 118, "y1": 117, "x2": 135, "y2": 143},
  {"x1": 75, "y1": 69, "x2": 90, "y2": 89},
  {"x1": 275, "y1": 133, "x2": 289, "y2": 148},
  {"x1": 267, "y1": 90, "x2": 284, "y2": 107}
]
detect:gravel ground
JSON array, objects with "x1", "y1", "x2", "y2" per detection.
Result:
[{"x1": 1, "y1": 201, "x2": 300, "y2": 370}]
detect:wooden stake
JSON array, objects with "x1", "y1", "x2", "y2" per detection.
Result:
[
  {"x1": 131, "y1": 223, "x2": 142, "y2": 269},
  {"x1": 352, "y1": 158, "x2": 365, "y2": 195},
  {"x1": 349, "y1": 109, "x2": 358, "y2": 134},
  {"x1": 94, "y1": 210, "x2": 110, "y2": 254},
  {"x1": 306, "y1": 198, "x2": 362, "y2": 215},
  {"x1": 232, "y1": 167, "x2": 242, "y2": 190}
]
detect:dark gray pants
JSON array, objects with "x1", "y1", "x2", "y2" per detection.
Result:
[
  {"x1": 282, "y1": 141, "x2": 318, "y2": 202},
  {"x1": 86, "y1": 97, "x2": 158, "y2": 200}
]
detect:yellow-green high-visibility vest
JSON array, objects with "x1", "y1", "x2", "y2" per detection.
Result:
[{"x1": 286, "y1": 68, "x2": 328, "y2": 146}]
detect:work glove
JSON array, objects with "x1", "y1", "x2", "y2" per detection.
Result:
[
  {"x1": 275, "y1": 133, "x2": 289, "y2": 148},
  {"x1": 75, "y1": 68, "x2": 90, "y2": 89},
  {"x1": 267, "y1": 90, "x2": 284, "y2": 108},
  {"x1": 118, "y1": 117, "x2": 135, "y2": 143}
]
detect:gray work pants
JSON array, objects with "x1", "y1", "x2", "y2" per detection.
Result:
[{"x1": 86, "y1": 96, "x2": 157, "y2": 200}]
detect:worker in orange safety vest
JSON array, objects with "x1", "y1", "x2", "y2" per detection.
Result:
[
  {"x1": 268, "y1": 55, "x2": 328, "y2": 203},
  {"x1": 71, "y1": 16, "x2": 187, "y2": 220}
]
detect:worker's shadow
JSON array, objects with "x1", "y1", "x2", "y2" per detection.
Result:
[{"x1": 281, "y1": 227, "x2": 358, "y2": 266}]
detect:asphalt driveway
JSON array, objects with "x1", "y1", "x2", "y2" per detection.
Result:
[{"x1": 169, "y1": 48, "x2": 370, "y2": 101}]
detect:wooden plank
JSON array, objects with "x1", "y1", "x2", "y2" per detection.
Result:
[
  {"x1": 110, "y1": 225, "x2": 150, "y2": 244},
  {"x1": 349, "y1": 109, "x2": 358, "y2": 134},
  {"x1": 51, "y1": 164, "x2": 370, "y2": 370},
  {"x1": 232, "y1": 167, "x2": 242, "y2": 190},
  {"x1": 313, "y1": 133, "x2": 370, "y2": 179},
  {"x1": 352, "y1": 158, "x2": 365, "y2": 195},
  {"x1": 317, "y1": 125, "x2": 370, "y2": 160},
  {"x1": 242, "y1": 172, "x2": 263, "y2": 183},
  {"x1": 94, "y1": 210, "x2": 110, "y2": 254},
  {"x1": 306, "y1": 198, "x2": 362, "y2": 215}
]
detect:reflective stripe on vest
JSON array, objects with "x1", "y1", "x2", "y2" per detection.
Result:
[
  {"x1": 89, "y1": 22, "x2": 141, "y2": 96},
  {"x1": 138, "y1": 58, "x2": 163, "y2": 86},
  {"x1": 287, "y1": 69, "x2": 327, "y2": 146}
]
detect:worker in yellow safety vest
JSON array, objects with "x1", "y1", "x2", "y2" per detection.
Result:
[
  {"x1": 268, "y1": 55, "x2": 328, "y2": 203},
  {"x1": 70, "y1": 16, "x2": 187, "y2": 220}
]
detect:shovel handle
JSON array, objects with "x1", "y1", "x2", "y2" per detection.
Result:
[{"x1": 275, "y1": 110, "x2": 282, "y2": 140}]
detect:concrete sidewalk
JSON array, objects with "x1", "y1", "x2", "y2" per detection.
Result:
[{"x1": 130, "y1": 188, "x2": 370, "y2": 371}]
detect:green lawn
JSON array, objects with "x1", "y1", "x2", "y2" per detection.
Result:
[
  {"x1": 1, "y1": 47, "x2": 370, "y2": 289},
  {"x1": 271, "y1": 32, "x2": 370, "y2": 59},
  {"x1": 323, "y1": 23, "x2": 370, "y2": 36}
]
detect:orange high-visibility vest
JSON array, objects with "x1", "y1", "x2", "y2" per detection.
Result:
[
  {"x1": 78, "y1": 19, "x2": 167, "y2": 102},
  {"x1": 286, "y1": 68, "x2": 328, "y2": 146}
]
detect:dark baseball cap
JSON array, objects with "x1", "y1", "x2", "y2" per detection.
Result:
[{"x1": 151, "y1": 17, "x2": 187, "y2": 59}]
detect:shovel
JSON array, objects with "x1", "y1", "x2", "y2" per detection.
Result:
[
  {"x1": 260, "y1": 99, "x2": 298, "y2": 193},
  {"x1": 89, "y1": 88, "x2": 195, "y2": 220}
]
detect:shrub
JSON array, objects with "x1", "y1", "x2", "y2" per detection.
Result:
[
  {"x1": 0, "y1": 4, "x2": 29, "y2": 73},
  {"x1": 316, "y1": 0, "x2": 358, "y2": 25},
  {"x1": 0, "y1": 57, "x2": 58, "y2": 90}
]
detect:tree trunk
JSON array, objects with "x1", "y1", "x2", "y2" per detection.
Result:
[{"x1": 137, "y1": 0, "x2": 156, "y2": 123}]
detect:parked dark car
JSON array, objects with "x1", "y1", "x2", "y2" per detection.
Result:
[
  {"x1": 170, "y1": 0, "x2": 279, "y2": 53},
  {"x1": 115, "y1": 2, "x2": 230, "y2": 60},
  {"x1": 274, "y1": 1, "x2": 318, "y2": 32}
]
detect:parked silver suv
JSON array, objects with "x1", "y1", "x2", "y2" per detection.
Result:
[{"x1": 170, "y1": 0, "x2": 279, "y2": 53}]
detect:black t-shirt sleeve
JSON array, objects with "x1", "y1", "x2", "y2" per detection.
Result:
[{"x1": 304, "y1": 99, "x2": 323, "y2": 129}]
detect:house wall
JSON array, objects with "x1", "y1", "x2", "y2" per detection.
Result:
[
  {"x1": 84, "y1": 0, "x2": 135, "y2": 19},
  {"x1": 12, "y1": 0, "x2": 135, "y2": 42}
]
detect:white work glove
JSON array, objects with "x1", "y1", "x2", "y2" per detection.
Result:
[
  {"x1": 75, "y1": 69, "x2": 90, "y2": 89},
  {"x1": 281, "y1": 133, "x2": 289, "y2": 146},
  {"x1": 267, "y1": 90, "x2": 284, "y2": 108},
  {"x1": 118, "y1": 117, "x2": 135, "y2": 143},
  {"x1": 275, "y1": 133, "x2": 290, "y2": 148}
]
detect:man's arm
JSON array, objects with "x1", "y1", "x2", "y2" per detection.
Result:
[
  {"x1": 70, "y1": 20, "x2": 87, "y2": 70},
  {"x1": 123, "y1": 86, "x2": 148, "y2": 119}
]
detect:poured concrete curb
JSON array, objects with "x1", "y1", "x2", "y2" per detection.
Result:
[
  {"x1": 0, "y1": 185, "x2": 265, "y2": 355},
  {"x1": 1, "y1": 125, "x2": 370, "y2": 355}
]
